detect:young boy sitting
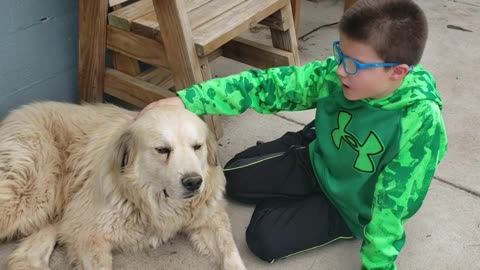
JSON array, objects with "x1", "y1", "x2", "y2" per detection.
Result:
[{"x1": 139, "y1": 0, "x2": 448, "y2": 269}]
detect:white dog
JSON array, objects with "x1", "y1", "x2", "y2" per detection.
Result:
[{"x1": 0, "y1": 102, "x2": 246, "y2": 270}]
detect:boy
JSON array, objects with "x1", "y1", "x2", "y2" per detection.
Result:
[{"x1": 139, "y1": 0, "x2": 448, "y2": 269}]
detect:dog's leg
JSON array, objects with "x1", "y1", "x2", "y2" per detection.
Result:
[
  {"x1": 8, "y1": 224, "x2": 56, "y2": 270},
  {"x1": 187, "y1": 208, "x2": 246, "y2": 270},
  {"x1": 66, "y1": 236, "x2": 113, "y2": 270}
]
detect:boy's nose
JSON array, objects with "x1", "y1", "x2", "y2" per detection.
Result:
[{"x1": 336, "y1": 64, "x2": 347, "y2": 77}]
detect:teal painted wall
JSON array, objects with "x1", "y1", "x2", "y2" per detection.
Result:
[{"x1": 0, "y1": 0, "x2": 79, "y2": 118}]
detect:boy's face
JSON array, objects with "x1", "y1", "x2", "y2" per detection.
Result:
[{"x1": 336, "y1": 34, "x2": 408, "y2": 100}]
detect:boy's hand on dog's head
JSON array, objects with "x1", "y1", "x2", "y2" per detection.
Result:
[{"x1": 136, "y1": 97, "x2": 185, "y2": 120}]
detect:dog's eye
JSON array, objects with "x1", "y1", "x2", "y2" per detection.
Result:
[
  {"x1": 193, "y1": 144, "x2": 202, "y2": 151},
  {"x1": 155, "y1": 147, "x2": 171, "y2": 155}
]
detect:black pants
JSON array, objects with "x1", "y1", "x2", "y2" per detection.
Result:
[{"x1": 224, "y1": 122, "x2": 353, "y2": 263}]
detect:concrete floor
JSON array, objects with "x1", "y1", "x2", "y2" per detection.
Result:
[{"x1": 1, "y1": 0, "x2": 479, "y2": 269}]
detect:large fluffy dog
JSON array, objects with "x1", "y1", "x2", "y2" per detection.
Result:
[{"x1": 0, "y1": 102, "x2": 246, "y2": 270}]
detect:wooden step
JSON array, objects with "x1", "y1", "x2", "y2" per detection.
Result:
[{"x1": 108, "y1": 0, "x2": 289, "y2": 56}]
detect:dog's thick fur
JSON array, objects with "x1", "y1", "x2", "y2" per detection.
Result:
[{"x1": 0, "y1": 102, "x2": 246, "y2": 270}]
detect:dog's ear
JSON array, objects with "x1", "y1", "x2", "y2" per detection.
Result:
[
  {"x1": 206, "y1": 130, "x2": 219, "y2": 167},
  {"x1": 114, "y1": 130, "x2": 137, "y2": 174}
]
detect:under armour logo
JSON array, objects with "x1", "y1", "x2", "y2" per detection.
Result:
[{"x1": 331, "y1": 111, "x2": 384, "y2": 173}]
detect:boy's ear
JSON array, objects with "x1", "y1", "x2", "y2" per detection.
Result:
[{"x1": 390, "y1": 64, "x2": 411, "y2": 81}]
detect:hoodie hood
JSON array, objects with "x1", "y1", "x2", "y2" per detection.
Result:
[{"x1": 363, "y1": 65, "x2": 442, "y2": 110}]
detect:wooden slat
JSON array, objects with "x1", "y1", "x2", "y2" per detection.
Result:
[
  {"x1": 151, "y1": 0, "x2": 204, "y2": 89},
  {"x1": 128, "y1": 0, "x2": 245, "y2": 42},
  {"x1": 78, "y1": 0, "x2": 108, "y2": 102},
  {"x1": 130, "y1": 12, "x2": 162, "y2": 41},
  {"x1": 188, "y1": 0, "x2": 246, "y2": 30},
  {"x1": 223, "y1": 37, "x2": 293, "y2": 69},
  {"x1": 193, "y1": 0, "x2": 289, "y2": 56},
  {"x1": 108, "y1": 0, "x2": 152, "y2": 31},
  {"x1": 109, "y1": 0, "x2": 217, "y2": 32},
  {"x1": 106, "y1": 25, "x2": 169, "y2": 68},
  {"x1": 105, "y1": 68, "x2": 175, "y2": 108}
]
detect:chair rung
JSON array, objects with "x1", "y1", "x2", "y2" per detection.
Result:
[
  {"x1": 106, "y1": 25, "x2": 169, "y2": 69},
  {"x1": 105, "y1": 68, "x2": 176, "y2": 108}
]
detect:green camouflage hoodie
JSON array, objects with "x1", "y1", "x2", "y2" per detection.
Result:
[{"x1": 177, "y1": 57, "x2": 448, "y2": 270}]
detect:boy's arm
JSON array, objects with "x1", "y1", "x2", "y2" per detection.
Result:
[
  {"x1": 177, "y1": 57, "x2": 338, "y2": 115},
  {"x1": 360, "y1": 102, "x2": 447, "y2": 270}
]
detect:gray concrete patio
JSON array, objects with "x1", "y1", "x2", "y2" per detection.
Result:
[{"x1": 0, "y1": 0, "x2": 479, "y2": 269}]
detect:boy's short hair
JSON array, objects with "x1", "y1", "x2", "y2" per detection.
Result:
[{"x1": 339, "y1": 0, "x2": 428, "y2": 66}]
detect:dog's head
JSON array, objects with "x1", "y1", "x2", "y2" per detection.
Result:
[{"x1": 113, "y1": 106, "x2": 219, "y2": 200}]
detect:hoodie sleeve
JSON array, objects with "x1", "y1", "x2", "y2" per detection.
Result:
[
  {"x1": 176, "y1": 57, "x2": 339, "y2": 115},
  {"x1": 360, "y1": 101, "x2": 448, "y2": 270}
]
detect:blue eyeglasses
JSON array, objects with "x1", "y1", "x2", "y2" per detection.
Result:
[{"x1": 333, "y1": 40, "x2": 400, "y2": 75}]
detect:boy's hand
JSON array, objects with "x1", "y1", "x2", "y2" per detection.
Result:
[{"x1": 135, "y1": 96, "x2": 185, "y2": 119}]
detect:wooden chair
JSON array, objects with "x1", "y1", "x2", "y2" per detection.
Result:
[{"x1": 78, "y1": 0, "x2": 301, "y2": 137}]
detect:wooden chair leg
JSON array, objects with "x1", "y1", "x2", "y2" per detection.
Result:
[
  {"x1": 199, "y1": 57, "x2": 223, "y2": 139},
  {"x1": 290, "y1": 0, "x2": 301, "y2": 33},
  {"x1": 152, "y1": 0, "x2": 204, "y2": 88},
  {"x1": 152, "y1": 0, "x2": 223, "y2": 139},
  {"x1": 270, "y1": 3, "x2": 301, "y2": 66},
  {"x1": 78, "y1": 0, "x2": 109, "y2": 103}
]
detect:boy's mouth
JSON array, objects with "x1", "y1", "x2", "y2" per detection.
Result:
[{"x1": 342, "y1": 83, "x2": 350, "y2": 89}]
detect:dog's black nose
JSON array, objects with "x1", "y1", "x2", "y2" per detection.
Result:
[{"x1": 181, "y1": 175, "x2": 203, "y2": 192}]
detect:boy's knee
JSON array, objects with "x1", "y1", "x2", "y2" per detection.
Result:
[
  {"x1": 245, "y1": 202, "x2": 290, "y2": 262},
  {"x1": 246, "y1": 217, "x2": 279, "y2": 263}
]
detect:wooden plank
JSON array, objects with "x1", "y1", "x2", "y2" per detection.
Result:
[
  {"x1": 108, "y1": 0, "x2": 152, "y2": 31},
  {"x1": 129, "y1": 0, "x2": 245, "y2": 42},
  {"x1": 189, "y1": 0, "x2": 246, "y2": 30},
  {"x1": 106, "y1": 25, "x2": 169, "y2": 68},
  {"x1": 105, "y1": 68, "x2": 176, "y2": 108},
  {"x1": 151, "y1": 0, "x2": 204, "y2": 89},
  {"x1": 223, "y1": 37, "x2": 293, "y2": 69},
  {"x1": 270, "y1": 4, "x2": 300, "y2": 65},
  {"x1": 193, "y1": 0, "x2": 289, "y2": 56},
  {"x1": 109, "y1": 0, "x2": 215, "y2": 33},
  {"x1": 78, "y1": 0, "x2": 108, "y2": 103},
  {"x1": 130, "y1": 12, "x2": 163, "y2": 41}
]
